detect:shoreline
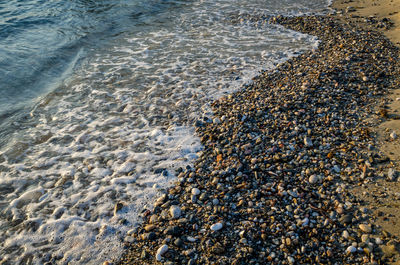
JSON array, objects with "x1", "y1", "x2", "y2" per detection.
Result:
[{"x1": 114, "y1": 2, "x2": 400, "y2": 265}]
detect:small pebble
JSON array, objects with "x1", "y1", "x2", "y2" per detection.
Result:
[
  {"x1": 156, "y1": 244, "x2": 168, "y2": 261},
  {"x1": 210, "y1": 222, "x2": 223, "y2": 231}
]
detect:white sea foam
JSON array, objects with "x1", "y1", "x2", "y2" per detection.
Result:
[{"x1": 0, "y1": 0, "x2": 330, "y2": 264}]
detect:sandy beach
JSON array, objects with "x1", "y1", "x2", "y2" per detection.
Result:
[
  {"x1": 113, "y1": 1, "x2": 400, "y2": 264},
  {"x1": 333, "y1": 0, "x2": 400, "y2": 264}
]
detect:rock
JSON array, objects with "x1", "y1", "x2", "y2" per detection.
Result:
[
  {"x1": 342, "y1": 230, "x2": 349, "y2": 239},
  {"x1": 339, "y1": 214, "x2": 353, "y2": 225},
  {"x1": 156, "y1": 244, "x2": 168, "y2": 261},
  {"x1": 191, "y1": 188, "x2": 200, "y2": 195},
  {"x1": 144, "y1": 224, "x2": 156, "y2": 232},
  {"x1": 361, "y1": 234, "x2": 369, "y2": 243},
  {"x1": 169, "y1": 205, "x2": 181, "y2": 219},
  {"x1": 141, "y1": 232, "x2": 156, "y2": 241},
  {"x1": 174, "y1": 238, "x2": 183, "y2": 247},
  {"x1": 390, "y1": 131, "x2": 397, "y2": 140},
  {"x1": 388, "y1": 168, "x2": 397, "y2": 181},
  {"x1": 164, "y1": 226, "x2": 181, "y2": 236},
  {"x1": 113, "y1": 202, "x2": 124, "y2": 216},
  {"x1": 304, "y1": 137, "x2": 313, "y2": 147},
  {"x1": 332, "y1": 165, "x2": 340, "y2": 173},
  {"x1": 346, "y1": 246, "x2": 357, "y2": 253},
  {"x1": 359, "y1": 224, "x2": 372, "y2": 233},
  {"x1": 346, "y1": 6, "x2": 356, "y2": 12},
  {"x1": 308, "y1": 175, "x2": 318, "y2": 184},
  {"x1": 210, "y1": 222, "x2": 223, "y2": 231}
]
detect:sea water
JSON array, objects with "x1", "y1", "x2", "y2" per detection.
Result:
[{"x1": 0, "y1": 0, "x2": 330, "y2": 263}]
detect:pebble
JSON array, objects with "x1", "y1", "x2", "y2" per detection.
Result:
[
  {"x1": 308, "y1": 175, "x2": 318, "y2": 184},
  {"x1": 388, "y1": 168, "x2": 397, "y2": 181},
  {"x1": 191, "y1": 188, "x2": 200, "y2": 196},
  {"x1": 359, "y1": 224, "x2": 372, "y2": 233},
  {"x1": 304, "y1": 137, "x2": 313, "y2": 147},
  {"x1": 169, "y1": 205, "x2": 181, "y2": 219},
  {"x1": 390, "y1": 131, "x2": 397, "y2": 139},
  {"x1": 156, "y1": 244, "x2": 168, "y2": 261},
  {"x1": 210, "y1": 222, "x2": 223, "y2": 231},
  {"x1": 346, "y1": 246, "x2": 357, "y2": 253}
]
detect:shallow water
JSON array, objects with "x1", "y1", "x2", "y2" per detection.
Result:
[{"x1": 0, "y1": 0, "x2": 330, "y2": 263}]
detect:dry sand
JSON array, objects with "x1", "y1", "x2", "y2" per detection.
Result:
[
  {"x1": 333, "y1": 0, "x2": 400, "y2": 263},
  {"x1": 332, "y1": 0, "x2": 400, "y2": 46}
]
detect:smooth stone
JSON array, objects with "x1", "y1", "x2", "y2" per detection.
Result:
[
  {"x1": 164, "y1": 226, "x2": 181, "y2": 236},
  {"x1": 169, "y1": 205, "x2": 181, "y2": 219},
  {"x1": 359, "y1": 224, "x2": 372, "y2": 233},
  {"x1": 346, "y1": 246, "x2": 357, "y2": 253},
  {"x1": 144, "y1": 224, "x2": 156, "y2": 232},
  {"x1": 361, "y1": 234, "x2": 369, "y2": 243},
  {"x1": 390, "y1": 131, "x2": 397, "y2": 140},
  {"x1": 342, "y1": 230, "x2": 350, "y2": 239},
  {"x1": 210, "y1": 222, "x2": 223, "y2": 231},
  {"x1": 339, "y1": 214, "x2": 353, "y2": 225},
  {"x1": 304, "y1": 137, "x2": 313, "y2": 147},
  {"x1": 308, "y1": 175, "x2": 318, "y2": 184},
  {"x1": 156, "y1": 244, "x2": 168, "y2": 261},
  {"x1": 191, "y1": 188, "x2": 200, "y2": 196},
  {"x1": 174, "y1": 238, "x2": 183, "y2": 247},
  {"x1": 388, "y1": 168, "x2": 397, "y2": 181}
]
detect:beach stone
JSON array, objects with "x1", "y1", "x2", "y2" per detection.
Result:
[
  {"x1": 144, "y1": 224, "x2": 156, "y2": 232},
  {"x1": 210, "y1": 222, "x2": 223, "y2": 231},
  {"x1": 304, "y1": 137, "x2": 313, "y2": 147},
  {"x1": 346, "y1": 246, "x2": 357, "y2": 253},
  {"x1": 174, "y1": 238, "x2": 183, "y2": 247},
  {"x1": 191, "y1": 188, "x2": 200, "y2": 195},
  {"x1": 113, "y1": 202, "x2": 124, "y2": 216},
  {"x1": 388, "y1": 168, "x2": 397, "y2": 181},
  {"x1": 308, "y1": 175, "x2": 318, "y2": 184},
  {"x1": 390, "y1": 131, "x2": 397, "y2": 140},
  {"x1": 339, "y1": 214, "x2": 353, "y2": 225},
  {"x1": 359, "y1": 224, "x2": 372, "y2": 233},
  {"x1": 156, "y1": 244, "x2": 168, "y2": 261},
  {"x1": 164, "y1": 226, "x2": 181, "y2": 236},
  {"x1": 169, "y1": 205, "x2": 181, "y2": 219},
  {"x1": 361, "y1": 234, "x2": 369, "y2": 243},
  {"x1": 342, "y1": 230, "x2": 349, "y2": 239}
]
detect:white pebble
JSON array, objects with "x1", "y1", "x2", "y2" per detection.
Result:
[
  {"x1": 210, "y1": 222, "x2": 223, "y2": 231},
  {"x1": 191, "y1": 188, "x2": 200, "y2": 196},
  {"x1": 169, "y1": 205, "x2": 181, "y2": 219},
  {"x1": 390, "y1": 131, "x2": 397, "y2": 140},
  {"x1": 155, "y1": 244, "x2": 168, "y2": 261},
  {"x1": 346, "y1": 245, "x2": 357, "y2": 253},
  {"x1": 308, "y1": 175, "x2": 318, "y2": 184},
  {"x1": 359, "y1": 224, "x2": 372, "y2": 233}
]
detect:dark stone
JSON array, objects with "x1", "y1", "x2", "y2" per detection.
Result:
[
  {"x1": 164, "y1": 226, "x2": 181, "y2": 236},
  {"x1": 339, "y1": 214, "x2": 353, "y2": 225},
  {"x1": 174, "y1": 238, "x2": 183, "y2": 247}
]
